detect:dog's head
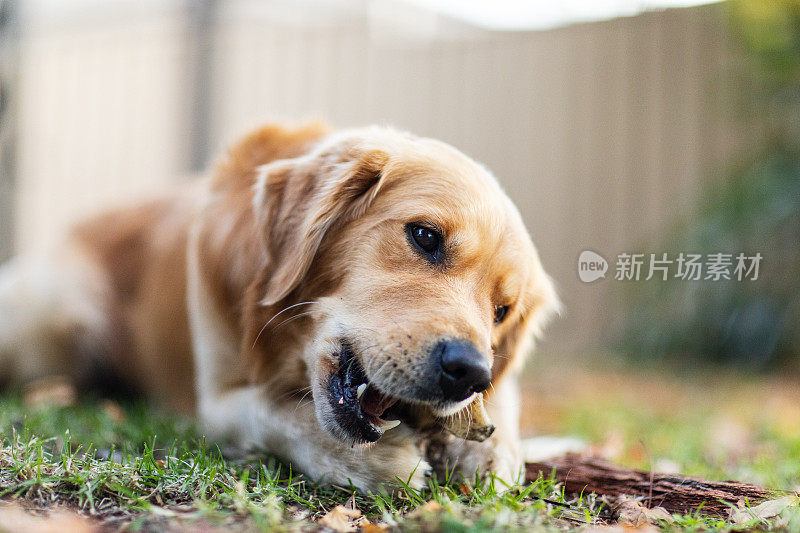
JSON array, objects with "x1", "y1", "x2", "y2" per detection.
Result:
[{"x1": 248, "y1": 126, "x2": 557, "y2": 444}]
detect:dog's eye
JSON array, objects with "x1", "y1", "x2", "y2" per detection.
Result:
[
  {"x1": 494, "y1": 305, "x2": 509, "y2": 324},
  {"x1": 406, "y1": 223, "x2": 442, "y2": 262},
  {"x1": 410, "y1": 225, "x2": 439, "y2": 253}
]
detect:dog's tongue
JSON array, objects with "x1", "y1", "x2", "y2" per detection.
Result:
[{"x1": 360, "y1": 385, "x2": 397, "y2": 419}]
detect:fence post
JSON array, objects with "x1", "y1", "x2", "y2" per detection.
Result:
[
  {"x1": 0, "y1": 0, "x2": 19, "y2": 261},
  {"x1": 186, "y1": 0, "x2": 219, "y2": 173}
]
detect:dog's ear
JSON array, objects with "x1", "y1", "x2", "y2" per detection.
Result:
[
  {"x1": 491, "y1": 273, "x2": 559, "y2": 384},
  {"x1": 254, "y1": 139, "x2": 390, "y2": 306}
]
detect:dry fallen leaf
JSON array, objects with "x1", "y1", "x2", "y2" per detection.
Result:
[
  {"x1": 101, "y1": 400, "x2": 126, "y2": 423},
  {"x1": 23, "y1": 376, "x2": 75, "y2": 408},
  {"x1": 583, "y1": 526, "x2": 660, "y2": 533},
  {"x1": 728, "y1": 496, "x2": 797, "y2": 524},
  {"x1": 0, "y1": 503, "x2": 98, "y2": 533},
  {"x1": 614, "y1": 496, "x2": 674, "y2": 526},
  {"x1": 319, "y1": 504, "x2": 367, "y2": 532},
  {"x1": 359, "y1": 523, "x2": 389, "y2": 533},
  {"x1": 407, "y1": 500, "x2": 443, "y2": 519}
]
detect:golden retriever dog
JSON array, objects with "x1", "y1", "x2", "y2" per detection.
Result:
[{"x1": 0, "y1": 123, "x2": 557, "y2": 490}]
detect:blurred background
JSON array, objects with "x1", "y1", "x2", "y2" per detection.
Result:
[
  {"x1": 0, "y1": 0, "x2": 797, "y2": 371},
  {"x1": 1, "y1": 0, "x2": 800, "y2": 489}
]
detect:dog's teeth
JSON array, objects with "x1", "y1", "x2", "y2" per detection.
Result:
[
  {"x1": 338, "y1": 397, "x2": 344, "y2": 405},
  {"x1": 380, "y1": 419, "x2": 401, "y2": 431},
  {"x1": 356, "y1": 383, "x2": 367, "y2": 399}
]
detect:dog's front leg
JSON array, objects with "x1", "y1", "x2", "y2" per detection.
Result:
[
  {"x1": 187, "y1": 239, "x2": 428, "y2": 491},
  {"x1": 247, "y1": 394, "x2": 431, "y2": 491},
  {"x1": 193, "y1": 380, "x2": 430, "y2": 492}
]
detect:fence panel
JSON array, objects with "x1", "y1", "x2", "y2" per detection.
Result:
[{"x1": 5, "y1": 1, "x2": 761, "y2": 351}]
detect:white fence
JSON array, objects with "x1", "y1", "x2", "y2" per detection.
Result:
[{"x1": 1, "y1": 0, "x2": 763, "y2": 351}]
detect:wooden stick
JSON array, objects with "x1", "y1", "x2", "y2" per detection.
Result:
[{"x1": 526, "y1": 453, "x2": 785, "y2": 516}]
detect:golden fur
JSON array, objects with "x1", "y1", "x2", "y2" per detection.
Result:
[{"x1": 0, "y1": 123, "x2": 557, "y2": 490}]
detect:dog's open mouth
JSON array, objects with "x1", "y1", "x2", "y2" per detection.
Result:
[{"x1": 326, "y1": 342, "x2": 407, "y2": 444}]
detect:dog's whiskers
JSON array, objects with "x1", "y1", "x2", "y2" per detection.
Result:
[
  {"x1": 367, "y1": 356, "x2": 395, "y2": 388},
  {"x1": 274, "y1": 311, "x2": 315, "y2": 330},
  {"x1": 252, "y1": 301, "x2": 318, "y2": 348},
  {"x1": 276, "y1": 385, "x2": 313, "y2": 402},
  {"x1": 363, "y1": 342, "x2": 402, "y2": 385},
  {"x1": 292, "y1": 389, "x2": 315, "y2": 413}
]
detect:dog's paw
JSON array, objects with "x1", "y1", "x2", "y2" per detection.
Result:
[
  {"x1": 406, "y1": 459, "x2": 431, "y2": 490},
  {"x1": 439, "y1": 435, "x2": 524, "y2": 487},
  {"x1": 487, "y1": 454, "x2": 525, "y2": 487}
]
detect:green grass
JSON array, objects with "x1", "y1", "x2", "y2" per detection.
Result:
[
  {"x1": 0, "y1": 394, "x2": 609, "y2": 531},
  {"x1": 1, "y1": 364, "x2": 799, "y2": 531}
]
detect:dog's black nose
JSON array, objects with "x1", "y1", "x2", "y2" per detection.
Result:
[{"x1": 434, "y1": 339, "x2": 492, "y2": 402}]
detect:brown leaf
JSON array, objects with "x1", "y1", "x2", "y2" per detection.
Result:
[
  {"x1": 408, "y1": 500, "x2": 443, "y2": 518},
  {"x1": 729, "y1": 496, "x2": 797, "y2": 524},
  {"x1": 614, "y1": 496, "x2": 674, "y2": 526},
  {"x1": 583, "y1": 527, "x2": 660, "y2": 533},
  {"x1": 345, "y1": 494, "x2": 357, "y2": 508},
  {"x1": 101, "y1": 400, "x2": 126, "y2": 423},
  {"x1": 23, "y1": 377, "x2": 75, "y2": 408},
  {"x1": 0, "y1": 503, "x2": 98, "y2": 533},
  {"x1": 319, "y1": 505, "x2": 363, "y2": 532},
  {"x1": 360, "y1": 524, "x2": 389, "y2": 532}
]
